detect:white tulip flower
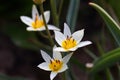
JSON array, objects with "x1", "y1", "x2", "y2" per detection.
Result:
[
  {"x1": 20, "y1": 5, "x2": 60, "y2": 31},
  {"x1": 54, "y1": 23, "x2": 92, "y2": 52},
  {"x1": 38, "y1": 49, "x2": 73, "y2": 80}
]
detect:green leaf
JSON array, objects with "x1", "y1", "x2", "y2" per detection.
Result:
[
  {"x1": 106, "y1": 0, "x2": 120, "y2": 22},
  {"x1": 106, "y1": 69, "x2": 114, "y2": 80},
  {"x1": 89, "y1": 47, "x2": 120, "y2": 75},
  {"x1": 89, "y1": 2, "x2": 120, "y2": 46},
  {"x1": 66, "y1": 0, "x2": 80, "y2": 33}
]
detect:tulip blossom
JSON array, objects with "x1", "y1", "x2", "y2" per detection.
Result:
[
  {"x1": 38, "y1": 49, "x2": 73, "y2": 80},
  {"x1": 54, "y1": 23, "x2": 92, "y2": 52},
  {"x1": 20, "y1": 5, "x2": 59, "y2": 31}
]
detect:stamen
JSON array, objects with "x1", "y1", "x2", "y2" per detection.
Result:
[
  {"x1": 50, "y1": 60, "x2": 52, "y2": 64},
  {"x1": 54, "y1": 65, "x2": 56, "y2": 67},
  {"x1": 49, "y1": 59, "x2": 63, "y2": 72},
  {"x1": 35, "y1": 14, "x2": 38, "y2": 21},
  {"x1": 67, "y1": 35, "x2": 69, "y2": 39},
  {"x1": 73, "y1": 39, "x2": 74, "y2": 42},
  {"x1": 31, "y1": 14, "x2": 44, "y2": 29},
  {"x1": 62, "y1": 36, "x2": 77, "y2": 50},
  {"x1": 70, "y1": 36, "x2": 72, "y2": 39}
]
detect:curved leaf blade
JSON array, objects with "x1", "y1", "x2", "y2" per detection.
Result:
[
  {"x1": 90, "y1": 48, "x2": 120, "y2": 75},
  {"x1": 89, "y1": 2, "x2": 120, "y2": 46}
]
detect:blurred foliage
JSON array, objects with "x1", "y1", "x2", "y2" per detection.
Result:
[
  {"x1": 107, "y1": 0, "x2": 120, "y2": 22},
  {"x1": 1, "y1": 0, "x2": 120, "y2": 80},
  {"x1": 89, "y1": 2, "x2": 120, "y2": 46},
  {"x1": 66, "y1": 0, "x2": 80, "y2": 33},
  {"x1": 0, "y1": 73, "x2": 27, "y2": 80},
  {"x1": 2, "y1": 23, "x2": 39, "y2": 50},
  {"x1": 90, "y1": 47, "x2": 120, "y2": 75},
  {"x1": 0, "y1": 0, "x2": 52, "y2": 52},
  {"x1": 0, "y1": 0, "x2": 32, "y2": 19}
]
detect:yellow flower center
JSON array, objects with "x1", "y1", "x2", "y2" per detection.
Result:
[
  {"x1": 32, "y1": 14, "x2": 44, "y2": 29},
  {"x1": 49, "y1": 59, "x2": 63, "y2": 72},
  {"x1": 62, "y1": 36, "x2": 77, "y2": 50}
]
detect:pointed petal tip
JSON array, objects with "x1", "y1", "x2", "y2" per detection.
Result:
[
  {"x1": 77, "y1": 41, "x2": 92, "y2": 48},
  {"x1": 47, "y1": 25, "x2": 60, "y2": 31},
  {"x1": 63, "y1": 52, "x2": 73, "y2": 64},
  {"x1": 53, "y1": 47, "x2": 68, "y2": 52},
  {"x1": 63, "y1": 22, "x2": 71, "y2": 36},
  {"x1": 20, "y1": 16, "x2": 25, "y2": 20},
  {"x1": 50, "y1": 72, "x2": 57, "y2": 80},
  {"x1": 87, "y1": 41, "x2": 92, "y2": 45},
  {"x1": 32, "y1": 4, "x2": 36, "y2": 8},
  {"x1": 40, "y1": 50, "x2": 51, "y2": 63},
  {"x1": 37, "y1": 62, "x2": 51, "y2": 71},
  {"x1": 26, "y1": 27, "x2": 35, "y2": 31},
  {"x1": 44, "y1": 10, "x2": 50, "y2": 16},
  {"x1": 20, "y1": 16, "x2": 23, "y2": 19},
  {"x1": 64, "y1": 22, "x2": 67, "y2": 25},
  {"x1": 45, "y1": 10, "x2": 50, "y2": 14},
  {"x1": 81, "y1": 29, "x2": 85, "y2": 31}
]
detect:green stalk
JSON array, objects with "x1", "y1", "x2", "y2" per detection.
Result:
[
  {"x1": 105, "y1": 69, "x2": 114, "y2": 80},
  {"x1": 58, "y1": 0, "x2": 64, "y2": 17},
  {"x1": 61, "y1": 72, "x2": 66, "y2": 80},
  {"x1": 84, "y1": 48, "x2": 98, "y2": 60},
  {"x1": 96, "y1": 42, "x2": 114, "y2": 80},
  {"x1": 39, "y1": 4, "x2": 54, "y2": 46},
  {"x1": 96, "y1": 41, "x2": 105, "y2": 56},
  {"x1": 50, "y1": 0, "x2": 59, "y2": 27},
  {"x1": 38, "y1": 32, "x2": 49, "y2": 38},
  {"x1": 117, "y1": 63, "x2": 120, "y2": 80}
]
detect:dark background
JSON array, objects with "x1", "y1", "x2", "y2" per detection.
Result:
[{"x1": 0, "y1": 0, "x2": 114, "y2": 80}]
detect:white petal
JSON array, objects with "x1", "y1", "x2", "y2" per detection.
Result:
[
  {"x1": 20, "y1": 16, "x2": 33, "y2": 26},
  {"x1": 53, "y1": 50, "x2": 62, "y2": 60},
  {"x1": 54, "y1": 31, "x2": 66, "y2": 46},
  {"x1": 53, "y1": 45, "x2": 62, "y2": 60},
  {"x1": 40, "y1": 50, "x2": 51, "y2": 63},
  {"x1": 47, "y1": 25, "x2": 60, "y2": 31},
  {"x1": 27, "y1": 24, "x2": 60, "y2": 31},
  {"x1": 53, "y1": 45, "x2": 57, "y2": 49},
  {"x1": 32, "y1": 5, "x2": 40, "y2": 20},
  {"x1": 72, "y1": 29, "x2": 84, "y2": 44},
  {"x1": 69, "y1": 46, "x2": 78, "y2": 51},
  {"x1": 50, "y1": 72, "x2": 57, "y2": 80},
  {"x1": 64, "y1": 23, "x2": 71, "y2": 37},
  {"x1": 63, "y1": 53, "x2": 73, "y2": 64},
  {"x1": 37, "y1": 62, "x2": 51, "y2": 71},
  {"x1": 77, "y1": 41, "x2": 92, "y2": 48},
  {"x1": 27, "y1": 26, "x2": 45, "y2": 31},
  {"x1": 26, "y1": 27, "x2": 35, "y2": 31},
  {"x1": 40, "y1": 11, "x2": 50, "y2": 23},
  {"x1": 58, "y1": 64, "x2": 68, "y2": 73},
  {"x1": 53, "y1": 47, "x2": 68, "y2": 52}
]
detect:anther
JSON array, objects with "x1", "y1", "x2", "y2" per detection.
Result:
[
  {"x1": 54, "y1": 65, "x2": 56, "y2": 67},
  {"x1": 50, "y1": 60, "x2": 52, "y2": 64}
]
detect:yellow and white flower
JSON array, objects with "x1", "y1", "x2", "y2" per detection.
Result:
[
  {"x1": 38, "y1": 49, "x2": 73, "y2": 80},
  {"x1": 54, "y1": 23, "x2": 92, "y2": 52},
  {"x1": 20, "y1": 5, "x2": 60, "y2": 31}
]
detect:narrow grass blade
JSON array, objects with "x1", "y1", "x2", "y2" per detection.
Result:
[
  {"x1": 90, "y1": 47, "x2": 120, "y2": 75},
  {"x1": 66, "y1": 0, "x2": 80, "y2": 33},
  {"x1": 89, "y1": 2, "x2": 120, "y2": 46}
]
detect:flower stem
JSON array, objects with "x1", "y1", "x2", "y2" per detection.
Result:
[
  {"x1": 58, "y1": 0, "x2": 64, "y2": 17},
  {"x1": 61, "y1": 72, "x2": 66, "y2": 80},
  {"x1": 50, "y1": 0, "x2": 59, "y2": 27},
  {"x1": 39, "y1": 4, "x2": 54, "y2": 46}
]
